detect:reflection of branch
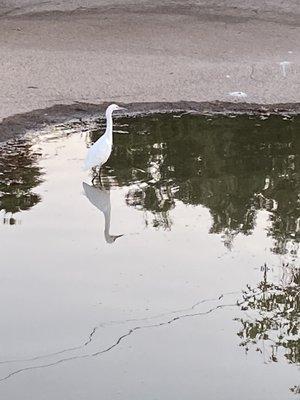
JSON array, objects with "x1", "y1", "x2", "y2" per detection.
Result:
[
  {"x1": 1, "y1": 288, "x2": 272, "y2": 383},
  {"x1": 0, "y1": 289, "x2": 252, "y2": 383},
  {"x1": 0, "y1": 290, "x2": 239, "y2": 366},
  {"x1": 236, "y1": 266, "x2": 300, "y2": 365},
  {"x1": 290, "y1": 385, "x2": 300, "y2": 395}
]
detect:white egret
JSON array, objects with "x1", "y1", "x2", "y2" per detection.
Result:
[
  {"x1": 83, "y1": 104, "x2": 126, "y2": 172},
  {"x1": 83, "y1": 182, "x2": 123, "y2": 244}
]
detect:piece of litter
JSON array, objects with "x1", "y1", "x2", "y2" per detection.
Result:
[
  {"x1": 279, "y1": 61, "x2": 292, "y2": 77},
  {"x1": 228, "y1": 91, "x2": 247, "y2": 99}
]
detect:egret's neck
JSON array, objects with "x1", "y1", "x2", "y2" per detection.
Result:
[
  {"x1": 104, "y1": 208, "x2": 113, "y2": 243},
  {"x1": 105, "y1": 111, "x2": 113, "y2": 143}
]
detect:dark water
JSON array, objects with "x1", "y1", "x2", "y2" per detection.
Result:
[{"x1": 0, "y1": 113, "x2": 299, "y2": 399}]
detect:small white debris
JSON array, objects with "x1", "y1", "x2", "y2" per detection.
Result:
[
  {"x1": 228, "y1": 91, "x2": 247, "y2": 100},
  {"x1": 279, "y1": 61, "x2": 292, "y2": 77},
  {"x1": 263, "y1": 177, "x2": 270, "y2": 190},
  {"x1": 226, "y1": 75, "x2": 231, "y2": 78},
  {"x1": 288, "y1": 51, "x2": 293, "y2": 54},
  {"x1": 272, "y1": 200, "x2": 278, "y2": 211}
]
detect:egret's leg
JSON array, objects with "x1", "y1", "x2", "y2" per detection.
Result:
[{"x1": 98, "y1": 167, "x2": 103, "y2": 187}]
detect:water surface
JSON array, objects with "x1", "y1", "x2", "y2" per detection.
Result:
[{"x1": 0, "y1": 113, "x2": 299, "y2": 399}]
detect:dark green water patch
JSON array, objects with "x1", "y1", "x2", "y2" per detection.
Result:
[{"x1": 89, "y1": 114, "x2": 300, "y2": 255}]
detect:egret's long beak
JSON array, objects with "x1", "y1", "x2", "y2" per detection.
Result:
[{"x1": 118, "y1": 107, "x2": 127, "y2": 111}]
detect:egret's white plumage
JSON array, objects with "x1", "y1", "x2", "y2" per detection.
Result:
[{"x1": 83, "y1": 104, "x2": 125, "y2": 171}]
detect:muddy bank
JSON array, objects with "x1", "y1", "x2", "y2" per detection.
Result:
[
  {"x1": 0, "y1": 101, "x2": 299, "y2": 142},
  {"x1": 0, "y1": 2, "x2": 299, "y2": 122}
]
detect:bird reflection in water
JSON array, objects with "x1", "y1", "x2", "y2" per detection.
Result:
[{"x1": 82, "y1": 182, "x2": 123, "y2": 244}]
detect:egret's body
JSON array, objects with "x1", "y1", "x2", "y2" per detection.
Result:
[
  {"x1": 83, "y1": 104, "x2": 124, "y2": 171},
  {"x1": 83, "y1": 132, "x2": 112, "y2": 171}
]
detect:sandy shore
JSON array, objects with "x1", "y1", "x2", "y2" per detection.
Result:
[{"x1": 0, "y1": 0, "x2": 299, "y2": 125}]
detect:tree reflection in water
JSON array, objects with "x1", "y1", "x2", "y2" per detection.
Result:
[
  {"x1": 0, "y1": 139, "x2": 43, "y2": 224},
  {"x1": 89, "y1": 113, "x2": 300, "y2": 255},
  {"x1": 89, "y1": 114, "x2": 300, "y2": 389},
  {"x1": 236, "y1": 263, "x2": 299, "y2": 365}
]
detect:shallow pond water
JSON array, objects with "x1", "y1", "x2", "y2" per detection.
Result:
[{"x1": 0, "y1": 113, "x2": 299, "y2": 399}]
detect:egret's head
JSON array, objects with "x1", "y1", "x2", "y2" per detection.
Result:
[
  {"x1": 105, "y1": 233, "x2": 124, "y2": 244},
  {"x1": 106, "y1": 104, "x2": 126, "y2": 115}
]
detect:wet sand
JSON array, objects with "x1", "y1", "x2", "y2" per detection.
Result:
[{"x1": 0, "y1": 0, "x2": 299, "y2": 126}]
